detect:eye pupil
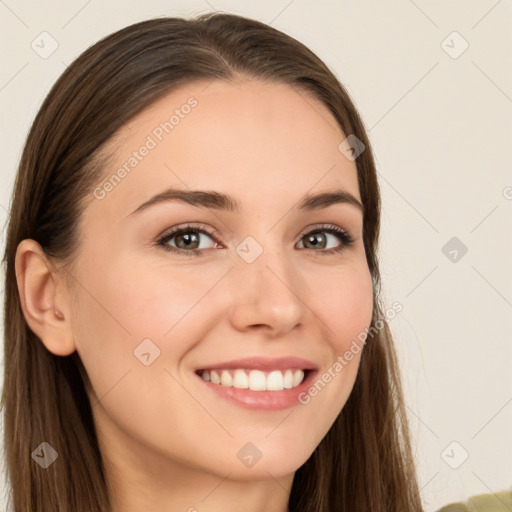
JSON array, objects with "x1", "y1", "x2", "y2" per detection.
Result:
[
  {"x1": 305, "y1": 232, "x2": 326, "y2": 249},
  {"x1": 177, "y1": 232, "x2": 199, "y2": 249}
]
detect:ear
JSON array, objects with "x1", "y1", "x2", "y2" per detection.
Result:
[{"x1": 14, "y1": 239, "x2": 76, "y2": 356}]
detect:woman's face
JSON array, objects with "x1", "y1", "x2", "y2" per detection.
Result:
[{"x1": 68, "y1": 79, "x2": 373, "y2": 483}]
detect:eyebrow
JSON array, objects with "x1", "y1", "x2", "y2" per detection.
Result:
[{"x1": 127, "y1": 187, "x2": 364, "y2": 217}]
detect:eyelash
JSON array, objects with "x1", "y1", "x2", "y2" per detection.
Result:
[{"x1": 155, "y1": 223, "x2": 355, "y2": 257}]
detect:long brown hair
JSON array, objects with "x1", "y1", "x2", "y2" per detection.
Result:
[{"x1": 1, "y1": 12, "x2": 425, "y2": 512}]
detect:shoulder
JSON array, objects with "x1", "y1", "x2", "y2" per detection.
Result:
[{"x1": 436, "y1": 489, "x2": 512, "y2": 512}]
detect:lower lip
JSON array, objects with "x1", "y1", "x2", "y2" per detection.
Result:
[{"x1": 195, "y1": 370, "x2": 317, "y2": 410}]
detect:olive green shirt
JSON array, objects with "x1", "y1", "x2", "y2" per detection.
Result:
[{"x1": 437, "y1": 489, "x2": 512, "y2": 512}]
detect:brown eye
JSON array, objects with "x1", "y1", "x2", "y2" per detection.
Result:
[
  {"x1": 156, "y1": 223, "x2": 354, "y2": 257},
  {"x1": 296, "y1": 225, "x2": 355, "y2": 255},
  {"x1": 156, "y1": 224, "x2": 221, "y2": 256},
  {"x1": 301, "y1": 231, "x2": 328, "y2": 250},
  {"x1": 173, "y1": 231, "x2": 201, "y2": 250}
]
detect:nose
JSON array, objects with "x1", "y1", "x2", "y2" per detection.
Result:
[{"x1": 227, "y1": 244, "x2": 305, "y2": 337}]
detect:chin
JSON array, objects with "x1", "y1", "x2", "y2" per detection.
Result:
[{"x1": 221, "y1": 442, "x2": 315, "y2": 481}]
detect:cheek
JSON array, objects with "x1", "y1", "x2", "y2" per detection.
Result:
[
  {"x1": 68, "y1": 255, "x2": 215, "y2": 454},
  {"x1": 72, "y1": 249, "x2": 206, "y2": 343},
  {"x1": 69, "y1": 250, "x2": 227, "y2": 398},
  {"x1": 315, "y1": 261, "x2": 374, "y2": 351},
  {"x1": 299, "y1": 261, "x2": 373, "y2": 418}
]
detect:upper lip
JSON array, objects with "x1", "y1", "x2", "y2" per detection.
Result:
[{"x1": 196, "y1": 356, "x2": 318, "y2": 372}]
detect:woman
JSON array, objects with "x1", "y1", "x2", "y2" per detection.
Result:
[{"x1": 1, "y1": 12, "x2": 425, "y2": 512}]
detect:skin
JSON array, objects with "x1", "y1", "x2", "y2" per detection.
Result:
[{"x1": 16, "y1": 78, "x2": 374, "y2": 512}]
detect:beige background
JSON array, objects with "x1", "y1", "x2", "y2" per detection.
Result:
[{"x1": 1, "y1": 1, "x2": 511, "y2": 511}]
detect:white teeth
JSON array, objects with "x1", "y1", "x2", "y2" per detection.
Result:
[
  {"x1": 292, "y1": 369, "x2": 304, "y2": 387},
  {"x1": 199, "y1": 368, "x2": 306, "y2": 391},
  {"x1": 220, "y1": 370, "x2": 232, "y2": 387},
  {"x1": 267, "y1": 371, "x2": 284, "y2": 391},
  {"x1": 283, "y1": 369, "x2": 293, "y2": 389},
  {"x1": 248, "y1": 370, "x2": 267, "y2": 391},
  {"x1": 233, "y1": 369, "x2": 249, "y2": 389}
]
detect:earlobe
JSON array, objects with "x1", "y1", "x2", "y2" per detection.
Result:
[{"x1": 14, "y1": 239, "x2": 77, "y2": 356}]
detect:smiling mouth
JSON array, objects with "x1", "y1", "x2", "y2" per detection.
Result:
[{"x1": 195, "y1": 368, "x2": 311, "y2": 391}]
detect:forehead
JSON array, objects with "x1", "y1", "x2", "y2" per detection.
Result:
[{"x1": 89, "y1": 79, "x2": 360, "y2": 220}]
